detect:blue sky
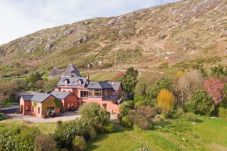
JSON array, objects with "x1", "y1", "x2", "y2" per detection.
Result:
[{"x1": 0, "y1": 0, "x2": 177, "y2": 45}]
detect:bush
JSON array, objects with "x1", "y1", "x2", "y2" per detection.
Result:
[
  {"x1": 79, "y1": 103, "x2": 110, "y2": 132},
  {"x1": 185, "y1": 90, "x2": 215, "y2": 116},
  {"x1": 73, "y1": 136, "x2": 87, "y2": 151},
  {"x1": 0, "y1": 126, "x2": 40, "y2": 151},
  {"x1": 54, "y1": 119, "x2": 96, "y2": 149},
  {"x1": 34, "y1": 134, "x2": 57, "y2": 151},
  {"x1": 147, "y1": 78, "x2": 171, "y2": 99},
  {"x1": 129, "y1": 106, "x2": 156, "y2": 130},
  {"x1": 157, "y1": 89, "x2": 175, "y2": 113},
  {"x1": 218, "y1": 107, "x2": 227, "y2": 120},
  {"x1": 182, "y1": 112, "x2": 200, "y2": 122},
  {"x1": 134, "y1": 80, "x2": 147, "y2": 97},
  {"x1": 118, "y1": 101, "x2": 134, "y2": 127}
]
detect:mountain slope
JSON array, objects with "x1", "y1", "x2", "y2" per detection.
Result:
[{"x1": 0, "y1": 0, "x2": 226, "y2": 78}]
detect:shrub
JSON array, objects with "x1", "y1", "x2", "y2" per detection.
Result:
[
  {"x1": 129, "y1": 106, "x2": 156, "y2": 130},
  {"x1": 157, "y1": 89, "x2": 175, "y2": 113},
  {"x1": 203, "y1": 78, "x2": 224, "y2": 105},
  {"x1": 79, "y1": 103, "x2": 110, "y2": 132},
  {"x1": 118, "y1": 101, "x2": 134, "y2": 127},
  {"x1": 218, "y1": 107, "x2": 227, "y2": 120},
  {"x1": 185, "y1": 90, "x2": 215, "y2": 116},
  {"x1": 182, "y1": 112, "x2": 200, "y2": 122},
  {"x1": 34, "y1": 134, "x2": 57, "y2": 151},
  {"x1": 0, "y1": 126, "x2": 40, "y2": 151},
  {"x1": 134, "y1": 80, "x2": 147, "y2": 97},
  {"x1": 54, "y1": 119, "x2": 96, "y2": 149},
  {"x1": 147, "y1": 78, "x2": 171, "y2": 99},
  {"x1": 73, "y1": 136, "x2": 87, "y2": 151}
]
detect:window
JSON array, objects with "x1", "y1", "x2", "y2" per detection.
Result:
[
  {"x1": 80, "y1": 91, "x2": 88, "y2": 97},
  {"x1": 25, "y1": 105, "x2": 30, "y2": 111},
  {"x1": 94, "y1": 90, "x2": 102, "y2": 97},
  {"x1": 38, "y1": 107, "x2": 40, "y2": 114}
]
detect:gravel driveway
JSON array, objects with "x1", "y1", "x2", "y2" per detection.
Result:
[
  {"x1": 7, "y1": 112, "x2": 80, "y2": 123},
  {"x1": 7, "y1": 111, "x2": 118, "y2": 123}
]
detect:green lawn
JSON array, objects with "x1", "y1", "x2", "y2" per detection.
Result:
[
  {"x1": 0, "y1": 117, "x2": 227, "y2": 151},
  {"x1": 87, "y1": 117, "x2": 227, "y2": 151}
]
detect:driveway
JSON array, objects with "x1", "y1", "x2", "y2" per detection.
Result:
[
  {"x1": 7, "y1": 111, "x2": 118, "y2": 123},
  {"x1": 0, "y1": 105, "x2": 19, "y2": 114},
  {"x1": 7, "y1": 112, "x2": 80, "y2": 123}
]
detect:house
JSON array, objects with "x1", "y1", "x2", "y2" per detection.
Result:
[
  {"x1": 55, "y1": 64, "x2": 123, "y2": 114},
  {"x1": 51, "y1": 91, "x2": 79, "y2": 112},
  {"x1": 20, "y1": 93, "x2": 61, "y2": 118},
  {"x1": 19, "y1": 64, "x2": 123, "y2": 118},
  {"x1": 49, "y1": 67, "x2": 65, "y2": 79}
]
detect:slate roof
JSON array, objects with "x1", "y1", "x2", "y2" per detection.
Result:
[
  {"x1": 58, "y1": 77, "x2": 88, "y2": 87},
  {"x1": 87, "y1": 81, "x2": 121, "y2": 90},
  {"x1": 31, "y1": 93, "x2": 54, "y2": 103},
  {"x1": 51, "y1": 91, "x2": 71, "y2": 99},
  {"x1": 62, "y1": 64, "x2": 81, "y2": 77},
  {"x1": 21, "y1": 94, "x2": 34, "y2": 101}
]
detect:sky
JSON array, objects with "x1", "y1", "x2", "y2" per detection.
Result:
[{"x1": 0, "y1": 0, "x2": 177, "y2": 45}]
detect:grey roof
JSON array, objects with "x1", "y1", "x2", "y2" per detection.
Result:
[
  {"x1": 31, "y1": 93, "x2": 54, "y2": 103},
  {"x1": 87, "y1": 81, "x2": 121, "y2": 90},
  {"x1": 62, "y1": 64, "x2": 81, "y2": 77},
  {"x1": 51, "y1": 91, "x2": 71, "y2": 99},
  {"x1": 58, "y1": 76, "x2": 88, "y2": 87},
  {"x1": 21, "y1": 94, "x2": 34, "y2": 101},
  {"x1": 49, "y1": 67, "x2": 58, "y2": 76}
]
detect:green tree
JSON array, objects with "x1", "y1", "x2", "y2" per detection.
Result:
[
  {"x1": 79, "y1": 103, "x2": 110, "y2": 132},
  {"x1": 147, "y1": 78, "x2": 171, "y2": 99},
  {"x1": 185, "y1": 90, "x2": 215, "y2": 116},
  {"x1": 134, "y1": 80, "x2": 147, "y2": 97},
  {"x1": 34, "y1": 134, "x2": 57, "y2": 151},
  {"x1": 120, "y1": 67, "x2": 139, "y2": 94}
]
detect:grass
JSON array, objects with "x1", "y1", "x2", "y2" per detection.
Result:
[
  {"x1": 0, "y1": 116, "x2": 227, "y2": 151},
  {"x1": 87, "y1": 117, "x2": 227, "y2": 151}
]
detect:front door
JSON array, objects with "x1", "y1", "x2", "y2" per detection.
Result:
[{"x1": 47, "y1": 107, "x2": 55, "y2": 117}]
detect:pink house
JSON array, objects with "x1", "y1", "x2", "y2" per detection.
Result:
[{"x1": 55, "y1": 64, "x2": 123, "y2": 114}]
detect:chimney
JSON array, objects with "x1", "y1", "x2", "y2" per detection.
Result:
[{"x1": 86, "y1": 74, "x2": 90, "y2": 81}]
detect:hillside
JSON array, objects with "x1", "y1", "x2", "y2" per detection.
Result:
[{"x1": 0, "y1": 0, "x2": 227, "y2": 78}]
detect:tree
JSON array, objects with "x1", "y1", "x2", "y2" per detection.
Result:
[
  {"x1": 27, "y1": 72, "x2": 43, "y2": 90},
  {"x1": 186, "y1": 90, "x2": 215, "y2": 116},
  {"x1": 34, "y1": 134, "x2": 57, "y2": 151},
  {"x1": 73, "y1": 136, "x2": 87, "y2": 151},
  {"x1": 120, "y1": 67, "x2": 139, "y2": 94},
  {"x1": 79, "y1": 103, "x2": 110, "y2": 132},
  {"x1": 203, "y1": 78, "x2": 224, "y2": 105},
  {"x1": 134, "y1": 80, "x2": 147, "y2": 97},
  {"x1": 175, "y1": 70, "x2": 204, "y2": 107},
  {"x1": 157, "y1": 89, "x2": 175, "y2": 113},
  {"x1": 54, "y1": 119, "x2": 96, "y2": 149},
  {"x1": 211, "y1": 65, "x2": 226, "y2": 77},
  {"x1": 129, "y1": 106, "x2": 156, "y2": 130},
  {"x1": 147, "y1": 78, "x2": 171, "y2": 99},
  {"x1": 118, "y1": 101, "x2": 134, "y2": 127}
]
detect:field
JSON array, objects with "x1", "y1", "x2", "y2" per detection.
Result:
[
  {"x1": 87, "y1": 117, "x2": 227, "y2": 151},
  {"x1": 0, "y1": 116, "x2": 227, "y2": 151}
]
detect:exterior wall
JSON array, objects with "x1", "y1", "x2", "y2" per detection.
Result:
[
  {"x1": 20, "y1": 98, "x2": 32, "y2": 115},
  {"x1": 31, "y1": 96, "x2": 61, "y2": 118},
  {"x1": 62, "y1": 94, "x2": 79, "y2": 111},
  {"x1": 82, "y1": 97, "x2": 119, "y2": 114}
]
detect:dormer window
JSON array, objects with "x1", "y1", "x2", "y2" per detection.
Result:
[{"x1": 64, "y1": 79, "x2": 70, "y2": 86}]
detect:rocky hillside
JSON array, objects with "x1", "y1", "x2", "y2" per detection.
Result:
[{"x1": 0, "y1": 0, "x2": 226, "y2": 78}]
